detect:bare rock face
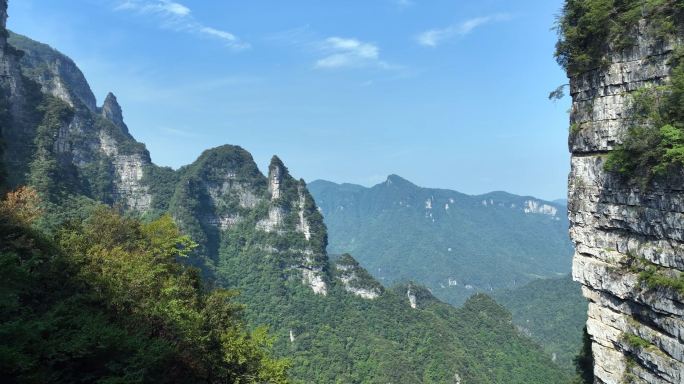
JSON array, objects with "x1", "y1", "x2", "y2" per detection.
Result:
[
  {"x1": 334, "y1": 254, "x2": 383, "y2": 299},
  {"x1": 568, "y1": 23, "x2": 684, "y2": 384},
  {"x1": 171, "y1": 150, "x2": 330, "y2": 295},
  {"x1": 0, "y1": 2, "x2": 47, "y2": 186},
  {"x1": 1, "y1": 24, "x2": 152, "y2": 211},
  {"x1": 8, "y1": 32, "x2": 97, "y2": 112},
  {"x1": 101, "y1": 92, "x2": 129, "y2": 134}
]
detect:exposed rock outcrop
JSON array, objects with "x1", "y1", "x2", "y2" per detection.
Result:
[
  {"x1": 568, "y1": 21, "x2": 684, "y2": 384},
  {"x1": 403, "y1": 283, "x2": 436, "y2": 309},
  {"x1": 101, "y1": 92, "x2": 129, "y2": 134},
  {"x1": 1, "y1": 29, "x2": 152, "y2": 210},
  {"x1": 8, "y1": 32, "x2": 96, "y2": 111},
  {"x1": 334, "y1": 254, "x2": 383, "y2": 299},
  {"x1": 168, "y1": 148, "x2": 330, "y2": 295}
]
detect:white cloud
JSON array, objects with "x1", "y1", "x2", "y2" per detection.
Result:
[
  {"x1": 199, "y1": 26, "x2": 249, "y2": 48},
  {"x1": 315, "y1": 37, "x2": 390, "y2": 70},
  {"x1": 116, "y1": 0, "x2": 189, "y2": 17},
  {"x1": 115, "y1": 0, "x2": 248, "y2": 49},
  {"x1": 417, "y1": 14, "x2": 511, "y2": 47}
]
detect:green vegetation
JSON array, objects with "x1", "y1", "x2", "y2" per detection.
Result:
[
  {"x1": 28, "y1": 96, "x2": 77, "y2": 201},
  {"x1": 632, "y1": 259, "x2": 684, "y2": 295},
  {"x1": 217, "y1": 244, "x2": 570, "y2": 383},
  {"x1": 1, "y1": 28, "x2": 574, "y2": 384},
  {"x1": 623, "y1": 333, "x2": 652, "y2": 349},
  {"x1": 493, "y1": 276, "x2": 588, "y2": 373},
  {"x1": 308, "y1": 178, "x2": 573, "y2": 305},
  {"x1": 572, "y1": 327, "x2": 595, "y2": 384},
  {"x1": 333, "y1": 253, "x2": 384, "y2": 294},
  {"x1": 556, "y1": 0, "x2": 684, "y2": 184},
  {"x1": 628, "y1": 254, "x2": 684, "y2": 294},
  {"x1": 161, "y1": 156, "x2": 570, "y2": 382},
  {"x1": 0, "y1": 187, "x2": 288, "y2": 383},
  {"x1": 555, "y1": 0, "x2": 682, "y2": 75},
  {"x1": 141, "y1": 164, "x2": 180, "y2": 219},
  {"x1": 604, "y1": 48, "x2": 684, "y2": 184}
]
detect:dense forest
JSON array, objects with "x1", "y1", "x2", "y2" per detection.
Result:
[
  {"x1": 308, "y1": 177, "x2": 574, "y2": 305},
  {"x1": 0, "y1": 187, "x2": 288, "y2": 383}
]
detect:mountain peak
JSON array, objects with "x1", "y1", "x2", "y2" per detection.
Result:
[
  {"x1": 269, "y1": 155, "x2": 286, "y2": 171},
  {"x1": 101, "y1": 92, "x2": 128, "y2": 133},
  {"x1": 384, "y1": 174, "x2": 416, "y2": 188}
]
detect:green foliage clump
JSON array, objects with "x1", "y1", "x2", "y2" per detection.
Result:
[
  {"x1": 141, "y1": 164, "x2": 180, "y2": 218},
  {"x1": 626, "y1": 253, "x2": 684, "y2": 294},
  {"x1": 622, "y1": 332, "x2": 653, "y2": 349},
  {"x1": 557, "y1": 0, "x2": 684, "y2": 183},
  {"x1": 603, "y1": 48, "x2": 684, "y2": 184},
  {"x1": 28, "y1": 96, "x2": 79, "y2": 201},
  {"x1": 0, "y1": 188, "x2": 289, "y2": 383},
  {"x1": 334, "y1": 253, "x2": 384, "y2": 294},
  {"x1": 555, "y1": 0, "x2": 682, "y2": 76},
  {"x1": 639, "y1": 262, "x2": 684, "y2": 294}
]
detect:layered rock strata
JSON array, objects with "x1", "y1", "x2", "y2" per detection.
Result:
[{"x1": 568, "y1": 23, "x2": 684, "y2": 384}]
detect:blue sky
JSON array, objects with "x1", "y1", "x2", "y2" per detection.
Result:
[{"x1": 7, "y1": 0, "x2": 571, "y2": 200}]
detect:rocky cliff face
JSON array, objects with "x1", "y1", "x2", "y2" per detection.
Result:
[
  {"x1": 2, "y1": 30, "x2": 153, "y2": 210},
  {"x1": 333, "y1": 254, "x2": 383, "y2": 299},
  {"x1": 167, "y1": 147, "x2": 331, "y2": 295},
  {"x1": 0, "y1": 22, "x2": 335, "y2": 296},
  {"x1": 0, "y1": 1, "x2": 38, "y2": 186},
  {"x1": 568, "y1": 22, "x2": 684, "y2": 384}
]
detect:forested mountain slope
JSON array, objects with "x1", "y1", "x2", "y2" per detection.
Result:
[
  {"x1": 309, "y1": 176, "x2": 574, "y2": 305},
  {"x1": 493, "y1": 275, "x2": 587, "y2": 374}
]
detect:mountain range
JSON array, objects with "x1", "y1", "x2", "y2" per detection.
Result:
[
  {"x1": 309, "y1": 176, "x2": 575, "y2": 304},
  {"x1": 309, "y1": 176, "x2": 586, "y2": 372}
]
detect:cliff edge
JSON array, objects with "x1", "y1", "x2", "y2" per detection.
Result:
[{"x1": 564, "y1": 3, "x2": 684, "y2": 383}]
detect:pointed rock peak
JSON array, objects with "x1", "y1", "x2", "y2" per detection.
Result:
[
  {"x1": 104, "y1": 92, "x2": 119, "y2": 107},
  {"x1": 399, "y1": 282, "x2": 436, "y2": 309},
  {"x1": 335, "y1": 253, "x2": 361, "y2": 269},
  {"x1": 101, "y1": 92, "x2": 128, "y2": 133},
  {"x1": 268, "y1": 155, "x2": 288, "y2": 200},
  {"x1": 334, "y1": 253, "x2": 383, "y2": 299},
  {"x1": 384, "y1": 174, "x2": 417, "y2": 188},
  {"x1": 268, "y1": 155, "x2": 288, "y2": 175}
]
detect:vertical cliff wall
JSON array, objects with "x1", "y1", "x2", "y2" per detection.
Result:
[{"x1": 568, "y1": 19, "x2": 684, "y2": 384}]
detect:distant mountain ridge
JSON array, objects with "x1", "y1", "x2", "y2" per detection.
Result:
[{"x1": 309, "y1": 175, "x2": 574, "y2": 305}]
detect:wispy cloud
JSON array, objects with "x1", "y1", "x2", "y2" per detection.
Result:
[
  {"x1": 417, "y1": 13, "x2": 511, "y2": 47},
  {"x1": 158, "y1": 126, "x2": 205, "y2": 138},
  {"x1": 315, "y1": 37, "x2": 392, "y2": 70},
  {"x1": 115, "y1": 0, "x2": 249, "y2": 49}
]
